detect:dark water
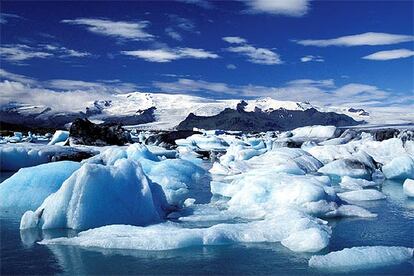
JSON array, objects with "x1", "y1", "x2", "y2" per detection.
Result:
[{"x1": 1, "y1": 171, "x2": 413, "y2": 275}]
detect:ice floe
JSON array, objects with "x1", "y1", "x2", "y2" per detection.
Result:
[{"x1": 309, "y1": 246, "x2": 414, "y2": 271}]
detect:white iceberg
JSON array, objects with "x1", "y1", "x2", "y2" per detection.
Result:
[
  {"x1": 382, "y1": 155, "x2": 414, "y2": 180},
  {"x1": 337, "y1": 189, "x2": 386, "y2": 202},
  {"x1": 39, "y1": 209, "x2": 330, "y2": 253},
  {"x1": 48, "y1": 130, "x2": 69, "y2": 146},
  {"x1": 20, "y1": 159, "x2": 168, "y2": 230},
  {"x1": 0, "y1": 161, "x2": 81, "y2": 211},
  {"x1": 309, "y1": 246, "x2": 414, "y2": 271},
  {"x1": 339, "y1": 176, "x2": 378, "y2": 190},
  {"x1": 403, "y1": 179, "x2": 414, "y2": 197}
]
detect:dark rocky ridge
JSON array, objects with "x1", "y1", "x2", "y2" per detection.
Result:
[
  {"x1": 177, "y1": 106, "x2": 363, "y2": 132},
  {"x1": 69, "y1": 118, "x2": 132, "y2": 146}
]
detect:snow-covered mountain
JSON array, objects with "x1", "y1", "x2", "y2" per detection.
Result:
[{"x1": 0, "y1": 91, "x2": 369, "y2": 130}]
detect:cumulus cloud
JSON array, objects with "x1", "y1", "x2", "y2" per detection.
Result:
[
  {"x1": 362, "y1": 49, "x2": 414, "y2": 60},
  {"x1": 152, "y1": 77, "x2": 412, "y2": 111},
  {"x1": 0, "y1": 44, "x2": 92, "y2": 63},
  {"x1": 121, "y1": 47, "x2": 219, "y2": 62},
  {"x1": 240, "y1": 0, "x2": 310, "y2": 16},
  {"x1": 296, "y1": 32, "x2": 414, "y2": 47},
  {"x1": 0, "y1": 70, "x2": 137, "y2": 112},
  {"x1": 222, "y1": 36, "x2": 247, "y2": 44},
  {"x1": 61, "y1": 18, "x2": 154, "y2": 40},
  {"x1": 300, "y1": 55, "x2": 324, "y2": 62},
  {"x1": 223, "y1": 36, "x2": 282, "y2": 65}
]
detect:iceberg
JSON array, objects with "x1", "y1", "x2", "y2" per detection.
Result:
[
  {"x1": 0, "y1": 161, "x2": 81, "y2": 211},
  {"x1": 382, "y1": 155, "x2": 414, "y2": 180},
  {"x1": 309, "y1": 246, "x2": 414, "y2": 271},
  {"x1": 0, "y1": 143, "x2": 95, "y2": 171},
  {"x1": 339, "y1": 176, "x2": 378, "y2": 190},
  {"x1": 318, "y1": 156, "x2": 374, "y2": 180},
  {"x1": 175, "y1": 134, "x2": 229, "y2": 151},
  {"x1": 48, "y1": 130, "x2": 69, "y2": 145},
  {"x1": 337, "y1": 189, "x2": 386, "y2": 202},
  {"x1": 291, "y1": 125, "x2": 338, "y2": 142},
  {"x1": 20, "y1": 159, "x2": 168, "y2": 230},
  {"x1": 403, "y1": 179, "x2": 414, "y2": 197},
  {"x1": 39, "y1": 209, "x2": 330, "y2": 253}
]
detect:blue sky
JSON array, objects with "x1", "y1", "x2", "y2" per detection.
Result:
[{"x1": 0, "y1": 0, "x2": 413, "y2": 111}]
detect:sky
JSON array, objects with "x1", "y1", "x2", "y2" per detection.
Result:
[{"x1": 0, "y1": 0, "x2": 413, "y2": 114}]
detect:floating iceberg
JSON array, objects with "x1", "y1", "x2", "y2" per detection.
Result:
[
  {"x1": 318, "y1": 154, "x2": 374, "y2": 180},
  {"x1": 0, "y1": 161, "x2": 81, "y2": 211},
  {"x1": 0, "y1": 143, "x2": 95, "y2": 171},
  {"x1": 176, "y1": 134, "x2": 229, "y2": 151},
  {"x1": 291, "y1": 125, "x2": 338, "y2": 142},
  {"x1": 337, "y1": 189, "x2": 386, "y2": 202},
  {"x1": 20, "y1": 159, "x2": 167, "y2": 230},
  {"x1": 309, "y1": 246, "x2": 414, "y2": 271},
  {"x1": 48, "y1": 130, "x2": 69, "y2": 146},
  {"x1": 382, "y1": 155, "x2": 414, "y2": 180},
  {"x1": 339, "y1": 176, "x2": 378, "y2": 190},
  {"x1": 403, "y1": 179, "x2": 414, "y2": 197},
  {"x1": 39, "y1": 209, "x2": 330, "y2": 253}
]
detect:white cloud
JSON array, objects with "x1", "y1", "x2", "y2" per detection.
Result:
[
  {"x1": 227, "y1": 45, "x2": 282, "y2": 65},
  {"x1": 121, "y1": 47, "x2": 219, "y2": 62},
  {"x1": 176, "y1": 0, "x2": 212, "y2": 9},
  {"x1": 362, "y1": 49, "x2": 414, "y2": 61},
  {"x1": 0, "y1": 44, "x2": 92, "y2": 63},
  {"x1": 153, "y1": 78, "x2": 235, "y2": 95},
  {"x1": 296, "y1": 32, "x2": 414, "y2": 47},
  {"x1": 0, "y1": 70, "x2": 137, "y2": 112},
  {"x1": 300, "y1": 55, "x2": 324, "y2": 62},
  {"x1": 152, "y1": 77, "x2": 412, "y2": 111},
  {"x1": 240, "y1": 0, "x2": 310, "y2": 16},
  {"x1": 227, "y1": 64, "x2": 237, "y2": 70},
  {"x1": 0, "y1": 13, "x2": 22, "y2": 24},
  {"x1": 222, "y1": 36, "x2": 247, "y2": 44},
  {"x1": 223, "y1": 36, "x2": 282, "y2": 65},
  {"x1": 0, "y1": 44, "x2": 52, "y2": 62},
  {"x1": 61, "y1": 18, "x2": 154, "y2": 40},
  {"x1": 0, "y1": 69, "x2": 37, "y2": 84},
  {"x1": 165, "y1": 27, "x2": 183, "y2": 41}
]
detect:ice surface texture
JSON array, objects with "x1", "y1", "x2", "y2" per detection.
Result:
[
  {"x1": 0, "y1": 161, "x2": 81, "y2": 211},
  {"x1": 20, "y1": 159, "x2": 167, "y2": 230},
  {"x1": 309, "y1": 246, "x2": 414, "y2": 271}
]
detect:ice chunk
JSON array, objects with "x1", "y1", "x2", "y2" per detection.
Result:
[
  {"x1": 309, "y1": 246, "x2": 414, "y2": 271},
  {"x1": 0, "y1": 161, "x2": 81, "y2": 211},
  {"x1": 0, "y1": 143, "x2": 95, "y2": 171},
  {"x1": 318, "y1": 157, "x2": 374, "y2": 180},
  {"x1": 176, "y1": 134, "x2": 229, "y2": 151},
  {"x1": 403, "y1": 179, "x2": 414, "y2": 197},
  {"x1": 39, "y1": 209, "x2": 330, "y2": 253},
  {"x1": 20, "y1": 159, "x2": 167, "y2": 230},
  {"x1": 281, "y1": 227, "x2": 330, "y2": 253},
  {"x1": 337, "y1": 189, "x2": 386, "y2": 202},
  {"x1": 382, "y1": 155, "x2": 414, "y2": 180},
  {"x1": 291, "y1": 125, "x2": 338, "y2": 142},
  {"x1": 339, "y1": 176, "x2": 378, "y2": 190},
  {"x1": 48, "y1": 130, "x2": 69, "y2": 145}
]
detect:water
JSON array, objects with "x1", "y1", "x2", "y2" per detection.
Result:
[{"x1": 1, "y1": 172, "x2": 413, "y2": 275}]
